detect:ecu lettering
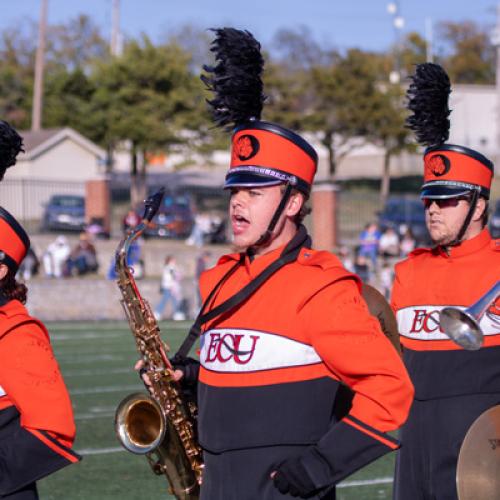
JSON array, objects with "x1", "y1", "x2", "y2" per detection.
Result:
[
  {"x1": 410, "y1": 309, "x2": 442, "y2": 333},
  {"x1": 205, "y1": 332, "x2": 260, "y2": 365}
]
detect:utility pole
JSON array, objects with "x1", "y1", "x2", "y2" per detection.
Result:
[
  {"x1": 491, "y1": 3, "x2": 500, "y2": 159},
  {"x1": 32, "y1": 0, "x2": 48, "y2": 132},
  {"x1": 425, "y1": 18, "x2": 434, "y2": 63},
  {"x1": 387, "y1": 1, "x2": 405, "y2": 84},
  {"x1": 111, "y1": 0, "x2": 122, "y2": 57}
]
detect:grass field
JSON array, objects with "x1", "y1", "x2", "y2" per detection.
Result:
[{"x1": 38, "y1": 321, "x2": 396, "y2": 500}]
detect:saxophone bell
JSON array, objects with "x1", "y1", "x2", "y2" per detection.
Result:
[{"x1": 115, "y1": 392, "x2": 166, "y2": 455}]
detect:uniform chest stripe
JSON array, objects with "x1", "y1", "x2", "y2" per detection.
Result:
[
  {"x1": 200, "y1": 328, "x2": 321, "y2": 373},
  {"x1": 397, "y1": 305, "x2": 500, "y2": 340}
]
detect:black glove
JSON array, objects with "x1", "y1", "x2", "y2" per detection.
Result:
[
  {"x1": 169, "y1": 354, "x2": 200, "y2": 386},
  {"x1": 272, "y1": 457, "x2": 318, "y2": 498}
]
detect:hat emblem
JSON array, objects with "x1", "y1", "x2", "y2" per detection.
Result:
[
  {"x1": 234, "y1": 134, "x2": 259, "y2": 161},
  {"x1": 426, "y1": 154, "x2": 451, "y2": 177}
]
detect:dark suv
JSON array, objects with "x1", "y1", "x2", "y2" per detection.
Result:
[
  {"x1": 490, "y1": 200, "x2": 500, "y2": 238},
  {"x1": 141, "y1": 193, "x2": 194, "y2": 238},
  {"x1": 41, "y1": 194, "x2": 86, "y2": 232},
  {"x1": 378, "y1": 196, "x2": 430, "y2": 246}
]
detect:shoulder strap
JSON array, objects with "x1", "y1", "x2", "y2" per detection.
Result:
[{"x1": 175, "y1": 226, "x2": 310, "y2": 358}]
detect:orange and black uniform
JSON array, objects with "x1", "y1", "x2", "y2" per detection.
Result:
[
  {"x1": 392, "y1": 229, "x2": 500, "y2": 499},
  {"x1": 0, "y1": 298, "x2": 80, "y2": 499},
  {"x1": 197, "y1": 241, "x2": 414, "y2": 499}
]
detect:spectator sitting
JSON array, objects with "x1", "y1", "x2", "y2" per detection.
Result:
[
  {"x1": 354, "y1": 254, "x2": 371, "y2": 283},
  {"x1": 378, "y1": 227, "x2": 400, "y2": 260},
  {"x1": 42, "y1": 235, "x2": 71, "y2": 278},
  {"x1": 358, "y1": 222, "x2": 381, "y2": 269},
  {"x1": 87, "y1": 217, "x2": 109, "y2": 239},
  {"x1": 64, "y1": 233, "x2": 98, "y2": 277},
  {"x1": 17, "y1": 247, "x2": 40, "y2": 280},
  {"x1": 400, "y1": 228, "x2": 416, "y2": 256},
  {"x1": 122, "y1": 208, "x2": 141, "y2": 233}
]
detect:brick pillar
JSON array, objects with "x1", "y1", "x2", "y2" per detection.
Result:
[
  {"x1": 311, "y1": 181, "x2": 338, "y2": 251},
  {"x1": 85, "y1": 178, "x2": 111, "y2": 234}
]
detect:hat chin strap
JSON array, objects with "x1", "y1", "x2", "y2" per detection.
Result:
[
  {"x1": 247, "y1": 181, "x2": 295, "y2": 255},
  {"x1": 447, "y1": 187, "x2": 480, "y2": 247}
]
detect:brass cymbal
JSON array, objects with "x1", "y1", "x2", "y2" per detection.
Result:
[{"x1": 457, "y1": 405, "x2": 500, "y2": 500}]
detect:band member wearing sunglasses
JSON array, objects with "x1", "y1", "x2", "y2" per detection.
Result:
[{"x1": 392, "y1": 63, "x2": 500, "y2": 500}]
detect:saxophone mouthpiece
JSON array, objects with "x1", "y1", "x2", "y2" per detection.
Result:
[{"x1": 143, "y1": 188, "x2": 165, "y2": 222}]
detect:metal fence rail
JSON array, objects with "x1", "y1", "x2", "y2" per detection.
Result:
[{"x1": 0, "y1": 178, "x2": 85, "y2": 232}]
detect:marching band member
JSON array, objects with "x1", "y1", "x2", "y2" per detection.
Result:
[
  {"x1": 0, "y1": 120, "x2": 23, "y2": 182},
  {"x1": 0, "y1": 206, "x2": 80, "y2": 499},
  {"x1": 173, "y1": 28, "x2": 414, "y2": 499},
  {"x1": 392, "y1": 63, "x2": 500, "y2": 500}
]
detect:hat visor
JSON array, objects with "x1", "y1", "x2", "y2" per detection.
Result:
[
  {"x1": 224, "y1": 171, "x2": 284, "y2": 189},
  {"x1": 420, "y1": 185, "x2": 472, "y2": 199}
]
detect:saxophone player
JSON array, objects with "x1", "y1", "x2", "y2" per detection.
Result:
[{"x1": 167, "y1": 28, "x2": 414, "y2": 500}]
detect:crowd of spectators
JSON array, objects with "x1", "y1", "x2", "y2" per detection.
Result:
[
  {"x1": 337, "y1": 222, "x2": 418, "y2": 296},
  {"x1": 41, "y1": 233, "x2": 99, "y2": 278}
]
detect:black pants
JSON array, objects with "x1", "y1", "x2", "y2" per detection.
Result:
[
  {"x1": 394, "y1": 393, "x2": 500, "y2": 500},
  {"x1": 1, "y1": 483, "x2": 38, "y2": 500},
  {"x1": 201, "y1": 446, "x2": 336, "y2": 500}
]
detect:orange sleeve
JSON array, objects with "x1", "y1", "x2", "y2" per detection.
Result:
[
  {"x1": 0, "y1": 322, "x2": 76, "y2": 445},
  {"x1": 303, "y1": 278, "x2": 414, "y2": 433}
]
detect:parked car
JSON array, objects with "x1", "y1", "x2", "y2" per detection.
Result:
[
  {"x1": 141, "y1": 193, "x2": 195, "y2": 239},
  {"x1": 490, "y1": 200, "x2": 500, "y2": 238},
  {"x1": 41, "y1": 194, "x2": 86, "y2": 232},
  {"x1": 378, "y1": 196, "x2": 430, "y2": 246}
]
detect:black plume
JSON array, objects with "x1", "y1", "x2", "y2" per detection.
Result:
[
  {"x1": 0, "y1": 120, "x2": 24, "y2": 180},
  {"x1": 201, "y1": 28, "x2": 266, "y2": 130},
  {"x1": 406, "y1": 63, "x2": 451, "y2": 147}
]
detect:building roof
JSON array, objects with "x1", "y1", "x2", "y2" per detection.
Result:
[{"x1": 18, "y1": 127, "x2": 106, "y2": 161}]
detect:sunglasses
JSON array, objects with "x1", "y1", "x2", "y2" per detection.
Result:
[{"x1": 422, "y1": 197, "x2": 470, "y2": 209}]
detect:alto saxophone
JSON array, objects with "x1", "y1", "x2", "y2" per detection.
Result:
[{"x1": 114, "y1": 189, "x2": 203, "y2": 499}]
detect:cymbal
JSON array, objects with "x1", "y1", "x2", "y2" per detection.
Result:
[{"x1": 457, "y1": 405, "x2": 500, "y2": 500}]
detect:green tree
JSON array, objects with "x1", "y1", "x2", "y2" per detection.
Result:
[
  {"x1": 367, "y1": 82, "x2": 414, "y2": 204},
  {"x1": 43, "y1": 67, "x2": 96, "y2": 135},
  {"x1": 305, "y1": 49, "x2": 384, "y2": 178},
  {"x1": 46, "y1": 15, "x2": 108, "y2": 71},
  {"x1": 0, "y1": 24, "x2": 37, "y2": 127},
  {"x1": 89, "y1": 36, "x2": 205, "y2": 204},
  {"x1": 438, "y1": 21, "x2": 495, "y2": 84}
]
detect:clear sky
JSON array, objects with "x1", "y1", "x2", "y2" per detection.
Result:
[{"x1": 0, "y1": 0, "x2": 498, "y2": 53}]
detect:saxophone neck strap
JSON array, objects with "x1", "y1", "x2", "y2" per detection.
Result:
[{"x1": 175, "y1": 225, "x2": 311, "y2": 359}]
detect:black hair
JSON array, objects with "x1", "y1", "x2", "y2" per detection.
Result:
[
  {"x1": 0, "y1": 120, "x2": 24, "y2": 181},
  {"x1": 0, "y1": 270, "x2": 27, "y2": 304}
]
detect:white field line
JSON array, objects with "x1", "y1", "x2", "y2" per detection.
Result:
[
  {"x1": 75, "y1": 412, "x2": 115, "y2": 421},
  {"x1": 57, "y1": 353, "x2": 128, "y2": 364},
  {"x1": 51, "y1": 332, "x2": 123, "y2": 341},
  {"x1": 337, "y1": 477, "x2": 393, "y2": 488},
  {"x1": 77, "y1": 446, "x2": 125, "y2": 456},
  {"x1": 64, "y1": 367, "x2": 132, "y2": 377},
  {"x1": 72, "y1": 444, "x2": 396, "y2": 489},
  {"x1": 71, "y1": 384, "x2": 141, "y2": 395},
  {"x1": 48, "y1": 323, "x2": 127, "y2": 331}
]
